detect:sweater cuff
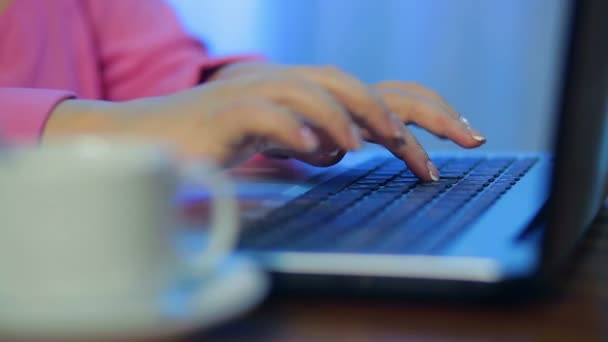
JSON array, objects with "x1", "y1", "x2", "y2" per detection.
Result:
[{"x1": 0, "y1": 88, "x2": 76, "y2": 144}]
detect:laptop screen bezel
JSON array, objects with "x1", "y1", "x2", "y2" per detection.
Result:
[{"x1": 542, "y1": 0, "x2": 608, "y2": 273}]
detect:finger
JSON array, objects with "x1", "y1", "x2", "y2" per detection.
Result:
[
  {"x1": 389, "y1": 126, "x2": 440, "y2": 182},
  {"x1": 374, "y1": 81, "x2": 458, "y2": 119},
  {"x1": 218, "y1": 98, "x2": 322, "y2": 153},
  {"x1": 289, "y1": 148, "x2": 347, "y2": 167},
  {"x1": 375, "y1": 81, "x2": 486, "y2": 144},
  {"x1": 287, "y1": 66, "x2": 406, "y2": 149},
  {"x1": 263, "y1": 129, "x2": 347, "y2": 167},
  {"x1": 359, "y1": 121, "x2": 439, "y2": 181},
  {"x1": 375, "y1": 87, "x2": 486, "y2": 148},
  {"x1": 189, "y1": 98, "x2": 321, "y2": 163},
  {"x1": 243, "y1": 74, "x2": 362, "y2": 151}
]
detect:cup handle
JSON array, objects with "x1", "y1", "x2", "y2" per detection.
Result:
[{"x1": 179, "y1": 161, "x2": 238, "y2": 274}]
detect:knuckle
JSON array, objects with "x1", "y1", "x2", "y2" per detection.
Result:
[
  {"x1": 374, "y1": 80, "x2": 400, "y2": 89},
  {"x1": 320, "y1": 65, "x2": 343, "y2": 76},
  {"x1": 318, "y1": 114, "x2": 349, "y2": 138},
  {"x1": 433, "y1": 116, "x2": 455, "y2": 136},
  {"x1": 406, "y1": 82, "x2": 446, "y2": 102},
  {"x1": 410, "y1": 99, "x2": 432, "y2": 116},
  {"x1": 384, "y1": 91, "x2": 410, "y2": 113},
  {"x1": 378, "y1": 87, "x2": 403, "y2": 101},
  {"x1": 404, "y1": 81, "x2": 424, "y2": 90},
  {"x1": 262, "y1": 77, "x2": 310, "y2": 104},
  {"x1": 376, "y1": 88, "x2": 398, "y2": 102},
  {"x1": 247, "y1": 74, "x2": 294, "y2": 95},
  {"x1": 360, "y1": 100, "x2": 386, "y2": 120}
]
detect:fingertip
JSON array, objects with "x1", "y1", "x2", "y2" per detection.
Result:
[
  {"x1": 463, "y1": 134, "x2": 487, "y2": 148},
  {"x1": 472, "y1": 135, "x2": 487, "y2": 144},
  {"x1": 345, "y1": 124, "x2": 363, "y2": 151},
  {"x1": 399, "y1": 157, "x2": 436, "y2": 182},
  {"x1": 427, "y1": 160, "x2": 440, "y2": 182},
  {"x1": 450, "y1": 128, "x2": 487, "y2": 149},
  {"x1": 460, "y1": 118, "x2": 487, "y2": 145},
  {"x1": 298, "y1": 126, "x2": 320, "y2": 152},
  {"x1": 412, "y1": 167, "x2": 435, "y2": 183},
  {"x1": 291, "y1": 149, "x2": 347, "y2": 167}
]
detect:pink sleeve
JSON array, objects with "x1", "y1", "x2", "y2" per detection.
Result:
[
  {"x1": 0, "y1": 88, "x2": 75, "y2": 144},
  {"x1": 84, "y1": 0, "x2": 262, "y2": 101}
]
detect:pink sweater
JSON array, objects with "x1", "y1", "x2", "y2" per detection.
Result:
[{"x1": 0, "y1": 0, "x2": 252, "y2": 144}]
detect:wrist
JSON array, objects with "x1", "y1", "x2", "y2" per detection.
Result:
[{"x1": 42, "y1": 99, "x2": 127, "y2": 142}]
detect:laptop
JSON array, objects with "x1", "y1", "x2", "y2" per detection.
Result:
[{"x1": 209, "y1": 0, "x2": 608, "y2": 298}]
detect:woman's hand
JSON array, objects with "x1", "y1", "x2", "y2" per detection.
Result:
[
  {"x1": 211, "y1": 62, "x2": 487, "y2": 180},
  {"x1": 45, "y1": 72, "x2": 362, "y2": 167},
  {"x1": 44, "y1": 61, "x2": 486, "y2": 181}
]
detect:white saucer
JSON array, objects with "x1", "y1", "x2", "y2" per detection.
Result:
[{"x1": 0, "y1": 255, "x2": 268, "y2": 340}]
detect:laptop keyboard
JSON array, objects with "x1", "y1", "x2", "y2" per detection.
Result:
[{"x1": 238, "y1": 156, "x2": 538, "y2": 254}]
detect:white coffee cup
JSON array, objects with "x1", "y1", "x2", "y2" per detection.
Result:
[{"x1": 0, "y1": 137, "x2": 238, "y2": 333}]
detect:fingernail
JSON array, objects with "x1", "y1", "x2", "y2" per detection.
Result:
[
  {"x1": 460, "y1": 116, "x2": 486, "y2": 143},
  {"x1": 327, "y1": 148, "x2": 340, "y2": 157},
  {"x1": 427, "y1": 160, "x2": 440, "y2": 182},
  {"x1": 471, "y1": 134, "x2": 486, "y2": 142},
  {"x1": 350, "y1": 125, "x2": 363, "y2": 150},
  {"x1": 469, "y1": 129, "x2": 486, "y2": 142},
  {"x1": 299, "y1": 126, "x2": 319, "y2": 151}
]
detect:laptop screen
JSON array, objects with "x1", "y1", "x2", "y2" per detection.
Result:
[{"x1": 543, "y1": 0, "x2": 608, "y2": 270}]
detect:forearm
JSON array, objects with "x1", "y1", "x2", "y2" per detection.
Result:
[{"x1": 42, "y1": 59, "x2": 273, "y2": 140}]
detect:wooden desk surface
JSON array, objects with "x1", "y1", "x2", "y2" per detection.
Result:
[{"x1": 201, "y1": 208, "x2": 608, "y2": 342}]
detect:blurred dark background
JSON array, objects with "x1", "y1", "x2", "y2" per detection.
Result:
[{"x1": 169, "y1": 0, "x2": 569, "y2": 152}]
